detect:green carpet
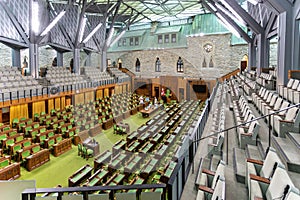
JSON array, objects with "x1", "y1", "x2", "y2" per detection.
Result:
[{"x1": 19, "y1": 113, "x2": 149, "y2": 188}]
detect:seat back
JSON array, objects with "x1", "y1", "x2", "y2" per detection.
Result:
[
  {"x1": 284, "y1": 107, "x2": 299, "y2": 122},
  {"x1": 287, "y1": 79, "x2": 295, "y2": 88},
  {"x1": 211, "y1": 177, "x2": 226, "y2": 200},
  {"x1": 286, "y1": 187, "x2": 300, "y2": 200},
  {"x1": 269, "y1": 95, "x2": 278, "y2": 107},
  {"x1": 211, "y1": 160, "x2": 226, "y2": 190},
  {"x1": 278, "y1": 101, "x2": 290, "y2": 115},
  {"x1": 266, "y1": 165, "x2": 295, "y2": 200},
  {"x1": 291, "y1": 79, "x2": 300, "y2": 89},
  {"x1": 273, "y1": 97, "x2": 283, "y2": 110},
  {"x1": 260, "y1": 147, "x2": 283, "y2": 178}
]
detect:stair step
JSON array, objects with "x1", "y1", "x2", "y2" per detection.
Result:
[
  {"x1": 272, "y1": 136, "x2": 300, "y2": 173},
  {"x1": 233, "y1": 147, "x2": 246, "y2": 183},
  {"x1": 257, "y1": 141, "x2": 268, "y2": 158},
  {"x1": 195, "y1": 157, "x2": 212, "y2": 187},
  {"x1": 245, "y1": 144, "x2": 262, "y2": 160},
  {"x1": 287, "y1": 132, "x2": 300, "y2": 149}
]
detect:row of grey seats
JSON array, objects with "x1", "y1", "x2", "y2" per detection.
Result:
[
  {"x1": 252, "y1": 87, "x2": 300, "y2": 138},
  {"x1": 246, "y1": 147, "x2": 300, "y2": 200},
  {"x1": 278, "y1": 78, "x2": 300, "y2": 104},
  {"x1": 232, "y1": 95, "x2": 260, "y2": 149},
  {"x1": 207, "y1": 83, "x2": 226, "y2": 157}
]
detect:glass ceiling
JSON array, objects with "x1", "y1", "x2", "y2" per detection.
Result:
[{"x1": 79, "y1": 0, "x2": 208, "y2": 24}]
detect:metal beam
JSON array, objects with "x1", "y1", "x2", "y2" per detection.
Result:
[
  {"x1": 265, "y1": 13, "x2": 277, "y2": 36},
  {"x1": 225, "y1": 0, "x2": 264, "y2": 34},
  {"x1": 0, "y1": 36, "x2": 28, "y2": 49},
  {"x1": 263, "y1": 0, "x2": 292, "y2": 13},
  {"x1": 0, "y1": 2, "x2": 30, "y2": 45},
  {"x1": 75, "y1": 0, "x2": 88, "y2": 48},
  {"x1": 46, "y1": 2, "x2": 74, "y2": 49},
  {"x1": 204, "y1": 0, "x2": 252, "y2": 43}
]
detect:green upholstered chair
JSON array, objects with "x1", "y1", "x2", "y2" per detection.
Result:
[
  {"x1": 77, "y1": 143, "x2": 83, "y2": 156},
  {"x1": 82, "y1": 146, "x2": 93, "y2": 160}
]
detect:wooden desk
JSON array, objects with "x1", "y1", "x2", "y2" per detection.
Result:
[
  {"x1": 94, "y1": 150, "x2": 112, "y2": 170},
  {"x1": 0, "y1": 161, "x2": 20, "y2": 180},
  {"x1": 53, "y1": 138, "x2": 72, "y2": 157},
  {"x1": 25, "y1": 149, "x2": 50, "y2": 171},
  {"x1": 83, "y1": 138, "x2": 100, "y2": 156},
  {"x1": 117, "y1": 122, "x2": 130, "y2": 133},
  {"x1": 68, "y1": 164, "x2": 93, "y2": 187}
]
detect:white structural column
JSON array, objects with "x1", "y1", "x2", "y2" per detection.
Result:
[
  {"x1": 56, "y1": 52, "x2": 64, "y2": 67},
  {"x1": 29, "y1": 43, "x2": 39, "y2": 78},
  {"x1": 12, "y1": 49, "x2": 21, "y2": 68},
  {"x1": 73, "y1": 48, "x2": 81, "y2": 74},
  {"x1": 85, "y1": 52, "x2": 92, "y2": 66},
  {"x1": 248, "y1": 41, "x2": 256, "y2": 69}
]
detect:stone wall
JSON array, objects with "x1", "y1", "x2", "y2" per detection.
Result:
[
  {"x1": 0, "y1": 33, "x2": 263, "y2": 80},
  {"x1": 107, "y1": 33, "x2": 248, "y2": 80}
]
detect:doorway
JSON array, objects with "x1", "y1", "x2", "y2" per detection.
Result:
[{"x1": 154, "y1": 87, "x2": 160, "y2": 98}]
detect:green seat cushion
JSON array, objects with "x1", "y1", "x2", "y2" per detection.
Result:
[
  {"x1": 0, "y1": 159, "x2": 9, "y2": 168},
  {"x1": 32, "y1": 146, "x2": 41, "y2": 153}
]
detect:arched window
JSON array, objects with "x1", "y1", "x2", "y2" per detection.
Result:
[
  {"x1": 202, "y1": 58, "x2": 207, "y2": 68},
  {"x1": 135, "y1": 58, "x2": 140, "y2": 72},
  {"x1": 155, "y1": 57, "x2": 161, "y2": 72},
  {"x1": 177, "y1": 57, "x2": 184, "y2": 72},
  {"x1": 209, "y1": 56, "x2": 214, "y2": 68}
]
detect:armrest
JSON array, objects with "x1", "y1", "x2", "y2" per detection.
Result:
[
  {"x1": 199, "y1": 185, "x2": 214, "y2": 194},
  {"x1": 208, "y1": 142, "x2": 217, "y2": 146},
  {"x1": 202, "y1": 168, "x2": 215, "y2": 176},
  {"x1": 279, "y1": 119, "x2": 293, "y2": 123},
  {"x1": 247, "y1": 158, "x2": 263, "y2": 165},
  {"x1": 241, "y1": 132, "x2": 252, "y2": 136},
  {"x1": 250, "y1": 174, "x2": 270, "y2": 184},
  {"x1": 254, "y1": 197, "x2": 264, "y2": 200}
]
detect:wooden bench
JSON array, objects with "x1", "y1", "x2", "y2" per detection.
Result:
[
  {"x1": 94, "y1": 150, "x2": 112, "y2": 170},
  {"x1": 140, "y1": 158, "x2": 158, "y2": 179},
  {"x1": 112, "y1": 139, "x2": 127, "y2": 156},
  {"x1": 68, "y1": 164, "x2": 93, "y2": 187},
  {"x1": 86, "y1": 168, "x2": 109, "y2": 187},
  {"x1": 160, "y1": 161, "x2": 177, "y2": 183}
]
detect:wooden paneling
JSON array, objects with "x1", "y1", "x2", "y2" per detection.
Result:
[
  {"x1": 85, "y1": 91, "x2": 94, "y2": 103},
  {"x1": 48, "y1": 99, "x2": 54, "y2": 114},
  {"x1": 54, "y1": 98, "x2": 61, "y2": 110},
  {"x1": 104, "y1": 88, "x2": 109, "y2": 97},
  {"x1": 96, "y1": 89, "x2": 103, "y2": 99},
  {"x1": 32, "y1": 101, "x2": 45, "y2": 116},
  {"x1": 61, "y1": 96, "x2": 66, "y2": 109},
  {"x1": 10, "y1": 104, "x2": 28, "y2": 124},
  {"x1": 74, "y1": 93, "x2": 85, "y2": 105}
]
